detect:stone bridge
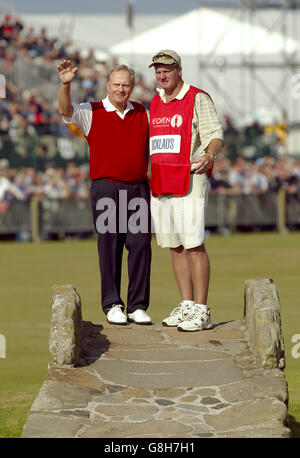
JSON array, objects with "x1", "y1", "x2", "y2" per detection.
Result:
[{"x1": 22, "y1": 278, "x2": 290, "y2": 438}]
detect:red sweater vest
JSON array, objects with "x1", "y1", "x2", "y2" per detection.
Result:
[{"x1": 86, "y1": 101, "x2": 149, "y2": 183}]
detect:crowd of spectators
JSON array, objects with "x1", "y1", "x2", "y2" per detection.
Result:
[
  {"x1": 0, "y1": 13, "x2": 155, "y2": 142},
  {"x1": 210, "y1": 155, "x2": 300, "y2": 196},
  {"x1": 1, "y1": 153, "x2": 300, "y2": 212},
  {"x1": 0, "y1": 159, "x2": 90, "y2": 209},
  {"x1": 0, "y1": 13, "x2": 298, "y2": 212}
]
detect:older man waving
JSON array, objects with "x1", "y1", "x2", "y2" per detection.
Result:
[{"x1": 58, "y1": 60, "x2": 152, "y2": 326}]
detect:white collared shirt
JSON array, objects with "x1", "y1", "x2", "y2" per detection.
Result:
[
  {"x1": 102, "y1": 96, "x2": 134, "y2": 118},
  {"x1": 158, "y1": 82, "x2": 190, "y2": 103},
  {"x1": 62, "y1": 96, "x2": 135, "y2": 136}
]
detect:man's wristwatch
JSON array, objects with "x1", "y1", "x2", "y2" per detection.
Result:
[{"x1": 207, "y1": 151, "x2": 217, "y2": 162}]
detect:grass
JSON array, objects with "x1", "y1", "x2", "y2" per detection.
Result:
[{"x1": 0, "y1": 232, "x2": 300, "y2": 437}]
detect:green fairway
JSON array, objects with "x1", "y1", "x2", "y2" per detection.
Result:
[{"x1": 0, "y1": 232, "x2": 300, "y2": 437}]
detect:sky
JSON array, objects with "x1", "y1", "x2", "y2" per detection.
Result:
[{"x1": 4, "y1": 0, "x2": 242, "y2": 15}]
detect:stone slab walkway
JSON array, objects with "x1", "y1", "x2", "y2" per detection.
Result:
[{"x1": 22, "y1": 319, "x2": 290, "y2": 438}]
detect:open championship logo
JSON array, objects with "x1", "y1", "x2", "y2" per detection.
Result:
[
  {"x1": 171, "y1": 114, "x2": 183, "y2": 128},
  {"x1": 151, "y1": 114, "x2": 183, "y2": 128}
]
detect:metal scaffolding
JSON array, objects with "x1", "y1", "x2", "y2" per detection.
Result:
[{"x1": 197, "y1": 0, "x2": 300, "y2": 126}]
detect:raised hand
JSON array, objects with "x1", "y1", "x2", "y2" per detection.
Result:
[{"x1": 57, "y1": 59, "x2": 78, "y2": 84}]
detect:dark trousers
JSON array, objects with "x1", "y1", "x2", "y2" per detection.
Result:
[{"x1": 90, "y1": 178, "x2": 152, "y2": 315}]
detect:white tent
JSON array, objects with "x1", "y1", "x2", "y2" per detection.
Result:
[
  {"x1": 109, "y1": 7, "x2": 300, "y2": 125},
  {"x1": 110, "y1": 7, "x2": 299, "y2": 57},
  {"x1": 21, "y1": 8, "x2": 300, "y2": 125}
]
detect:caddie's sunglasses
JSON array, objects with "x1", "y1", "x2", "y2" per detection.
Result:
[{"x1": 152, "y1": 54, "x2": 178, "y2": 65}]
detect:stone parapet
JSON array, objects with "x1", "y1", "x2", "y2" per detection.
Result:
[
  {"x1": 244, "y1": 278, "x2": 285, "y2": 369},
  {"x1": 48, "y1": 285, "x2": 83, "y2": 367}
]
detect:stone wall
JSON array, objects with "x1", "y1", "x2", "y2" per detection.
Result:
[
  {"x1": 48, "y1": 285, "x2": 83, "y2": 367},
  {"x1": 244, "y1": 278, "x2": 285, "y2": 370}
]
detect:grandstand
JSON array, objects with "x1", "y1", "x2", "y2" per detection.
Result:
[{"x1": 15, "y1": 1, "x2": 300, "y2": 127}]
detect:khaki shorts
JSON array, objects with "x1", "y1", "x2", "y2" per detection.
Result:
[{"x1": 150, "y1": 173, "x2": 209, "y2": 249}]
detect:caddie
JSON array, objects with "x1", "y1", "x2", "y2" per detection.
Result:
[{"x1": 148, "y1": 50, "x2": 224, "y2": 331}]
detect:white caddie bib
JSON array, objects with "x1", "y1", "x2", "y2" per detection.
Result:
[{"x1": 150, "y1": 135, "x2": 181, "y2": 155}]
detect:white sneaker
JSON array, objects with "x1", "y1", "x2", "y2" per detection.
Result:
[
  {"x1": 107, "y1": 305, "x2": 127, "y2": 325},
  {"x1": 162, "y1": 303, "x2": 192, "y2": 327},
  {"x1": 127, "y1": 309, "x2": 152, "y2": 325},
  {"x1": 177, "y1": 306, "x2": 214, "y2": 332}
]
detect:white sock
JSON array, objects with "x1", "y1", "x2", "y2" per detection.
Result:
[
  {"x1": 182, "y1": 300, "x2": 195, "y2": 307},
  {"x1": 195, "y1": 304, "x2": 208, "y2": 313}
]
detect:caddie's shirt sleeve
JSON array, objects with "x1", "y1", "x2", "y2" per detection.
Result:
[{"x1": 190, "y1": 92, "x2": 224, "y2": 162}]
